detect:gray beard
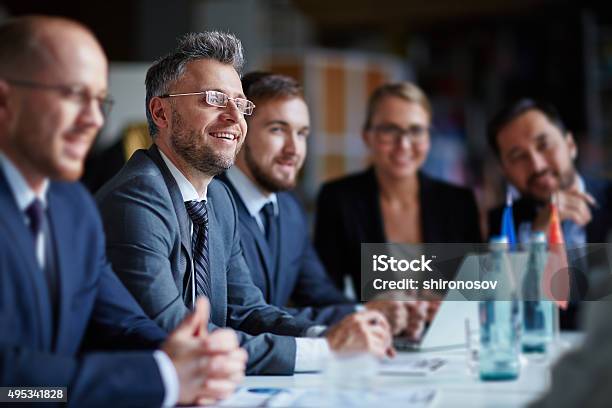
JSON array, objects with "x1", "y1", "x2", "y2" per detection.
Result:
[{"x1": 170, "y1": 111, "x2": 237, "y2": 177}]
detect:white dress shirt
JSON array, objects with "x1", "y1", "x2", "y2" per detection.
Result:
[
  {"x1": 226, "y1": 166, "x2": 277, "y2": 233},
  {"x1": 0, "y1": 151, "x2": 178, "y2": 408},
  {"x1": 225, "y1": 166, "x2": 331, "y2": 371},
  {"x1": 159, "y1": 150, "x2": 206, "y2": 307},
  {"x1": 0, "y1": 152, "x2": 48, "y2": 268}
]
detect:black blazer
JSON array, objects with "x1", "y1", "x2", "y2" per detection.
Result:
[{"x1": 314, "y1": 168, "x2": 482, "y2": 293}]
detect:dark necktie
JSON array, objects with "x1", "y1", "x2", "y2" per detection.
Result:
[
  {"x1": 185, "y1": 200, "x2": 211, "y2": 302},
  {"x1": 25, "y1": 199, "x2": 43, "y2": 241},
  {"x1": 260, "y1": 202, "x2": 279, "y2": 254},
  {"x1": 25, "y1": 199, "x2": 58, "y2": 332}
]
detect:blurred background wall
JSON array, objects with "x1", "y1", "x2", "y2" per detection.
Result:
[{"x1": 1, "y1": 0, "x2": 610, "y2": 226}]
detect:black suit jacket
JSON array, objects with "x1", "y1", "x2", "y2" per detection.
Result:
[
  {"x1": 219, "y1": 174, "x2": 356, "y2": 325},
  {"x1": 314, "y1": 168, "x2": 482, "y2": 294}
]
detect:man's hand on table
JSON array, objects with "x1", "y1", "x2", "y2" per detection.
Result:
[
  {"x1": 161, "y1": 298, "x2": 247, "y2": 406},
  {"x1": 326, "y1": 310, "x2": 395, "y2": 358}
]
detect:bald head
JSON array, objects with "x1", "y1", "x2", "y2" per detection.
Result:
[
  {"x1": 0, "y1": 15, "x2": 109, "y2": 188},
  {"x1": 0, "y1": 16, "x2": 105, "y2": 78}
]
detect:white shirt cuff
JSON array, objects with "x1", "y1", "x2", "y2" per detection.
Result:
[
  {"x1": 153, "y1": 350, "x2": 179, "y2": 408},
  {"x1": 294, "y1": 337, "x2": 331, "y2": 372},
  {"x1": 304, "y1": 325, "x2": 327, "y2": 337}
]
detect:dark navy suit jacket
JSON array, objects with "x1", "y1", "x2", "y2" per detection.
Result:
[
  {"x1": 0, "y1": 170, "x2": 168, "y2": 407},
  {"x1": 219, "y1": 174, "x2": 355, "y2": 325}
]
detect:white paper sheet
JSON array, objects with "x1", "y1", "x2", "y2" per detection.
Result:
[{"x1": 195, "y1": 386, "x2": 437, "y2": 407}]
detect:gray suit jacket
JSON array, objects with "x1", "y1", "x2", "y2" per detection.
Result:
[{"x1": 95, "y1": 145, "x2": 315, "y2": 375}]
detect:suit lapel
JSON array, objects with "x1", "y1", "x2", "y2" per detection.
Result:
[
  {"x1": 47, "y1": 185, "x2": 73, "y2": 352},
  {"x1": 145, "y1": 146, "x2": 195, "y2": 305},
  {"x1": 220, "y1": 175, "x2": 276, "y2": 298},
  {"x1": 364, "y1": 167, "x2": 387, "y2": 242},
  {"x1": 418, "y1": 173, "x2": 438, "y2": 242},
  {"x1": 245, "y1": 212, "x2": 276, "y2": 298},
  {"x1": 275, "y1": 196, "x2": 294, "y2": 305},
  {"x1": 205, "y1": 196, "x2": 226, "y2": 325},
  {"x1": 0, "y1": 171, "x2": 54, "y2": 349},
  {"x1": 146, "y1": 146, "x2": 193, "y2": 262}
]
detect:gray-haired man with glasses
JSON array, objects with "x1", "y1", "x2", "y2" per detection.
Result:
[{"x1": 96, "y1": 31, "x2": 394, "y2": 375}]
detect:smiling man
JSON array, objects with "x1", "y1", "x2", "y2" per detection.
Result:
[
  {"x1": 0, "y1": 17, "x2": 247, "y2": 407},
  {"x1": 487, "y1": 99, "x2": 612, "y2": 245},
  {"x1": 487, "y1": 99, "x2": 612, "y2": 328},
  {"x1": 218, "y1": 72, "x2": 420, "y2": 335},
  {"x1": 95, "y1": 32, "x2": 394, "y2": 376}
]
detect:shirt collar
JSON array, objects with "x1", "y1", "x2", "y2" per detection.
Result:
[
  {"x1": 158, "y1": 149, "x2": 207, "y2": 203},
  {"x1": 226, "y1": 166, "x2": 277, "y2": 217},
  {"x1": 0, "y1": 151, "x2": 49, "y2": 211},
  {"x1": 575, "y1": 175, "x2": 586, "y2": 194}
]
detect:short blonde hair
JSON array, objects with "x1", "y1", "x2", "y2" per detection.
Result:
[{"x1": 364, "y1": 82, "x2": 432, "y2": 130}]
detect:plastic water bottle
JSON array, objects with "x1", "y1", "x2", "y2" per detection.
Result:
[
  {"x1": 522, "y1": 232, "x2": 555, "y2": 353},
  {"x1": 479, "y1": 236, "x2": 521, "y2": 381}
]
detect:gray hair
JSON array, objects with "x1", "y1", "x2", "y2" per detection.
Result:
[{"x1": 145, "y1": 31, "x2": 245, "y2": 136}]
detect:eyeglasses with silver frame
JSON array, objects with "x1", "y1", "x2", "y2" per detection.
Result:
[{"x1": 159, "y1": 90, "x2": 255, "y2": 116}]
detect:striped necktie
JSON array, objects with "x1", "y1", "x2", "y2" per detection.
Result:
[{"x1": 185, "y1": 200, "x2": 211, "y2": 301}]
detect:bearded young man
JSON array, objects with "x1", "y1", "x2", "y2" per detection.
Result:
[{"x1": 219, "y1": 72, "x2": 427, "y2": 337}]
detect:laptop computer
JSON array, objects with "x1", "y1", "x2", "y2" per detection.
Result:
[
  {"x1": 393, "y1": 300, "x2": 478, "y2": 351},
  {"x1": 393, "y1": 251, "x2": 528, "y2": 351}
]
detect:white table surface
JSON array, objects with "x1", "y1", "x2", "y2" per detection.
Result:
[{"x1": 239, "y1": 333, "x2": 583, "y2": 408}]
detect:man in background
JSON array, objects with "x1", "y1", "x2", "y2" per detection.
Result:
[
  {"x1": 487, "y1": 98, "x2": 612, "y2": 326},
  {"x1": 488, "y1": 99, "x2": 611, "y2": 243},
  {"x1": 0, "y1": 16, "x2": 246, "y2": 407}
]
